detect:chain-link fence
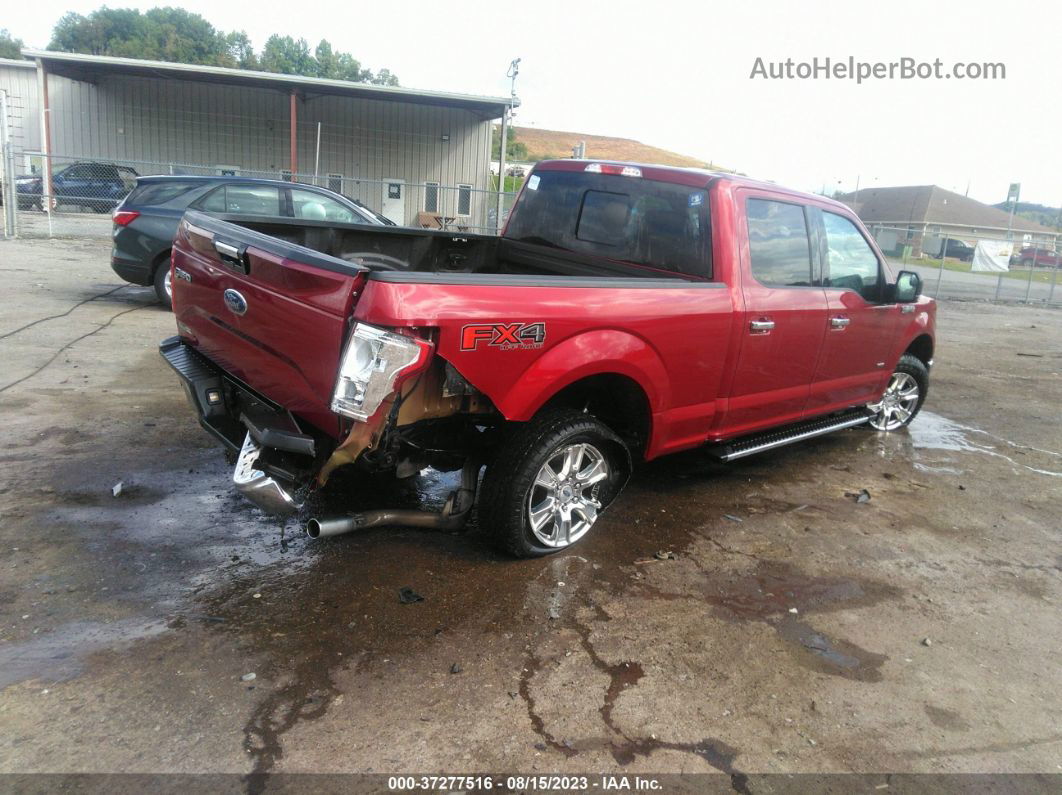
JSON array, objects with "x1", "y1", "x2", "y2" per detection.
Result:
[
  {"x1": 2, "y1": 149, "x2": 518, "y2": 241},
  {"x1": 868, "y1": 224, "x2": 1062, "y2": 306}
]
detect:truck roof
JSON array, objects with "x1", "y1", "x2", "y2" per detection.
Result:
[{"x1": 533, "y1": 159, "x2": 850, "y2": 212}]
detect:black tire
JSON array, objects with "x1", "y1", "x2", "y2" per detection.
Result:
[
  {"x1": 868, "y1": 353, "x2": 928, "y2": 431},
  {"x1": 1021, "y1": 258, "x2": 1033, "y2": 268},
  {"x1": 479, "y1": 410, "x2": 631, "y2": 558},
  {"x1": 153, "y1": 260, "x2": 173, "y2": 310}
]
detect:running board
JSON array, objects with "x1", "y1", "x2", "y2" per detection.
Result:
[{"x1": 706, "y1": 410, "x2": 871, "y2": 462}]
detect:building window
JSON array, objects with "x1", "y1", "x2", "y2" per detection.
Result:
[
  {"x1": 457, "y1": 184, "x2": 472, "y2": 216},
  {"x1": 280, "y1": 170, "x2": 293, "y2": 183},
  {"x1": 424, "y1": 182, "x2": 440, "y2": 213},
  {"x1": 328, "y1": 173, "x2": 343, "y2": 194}
]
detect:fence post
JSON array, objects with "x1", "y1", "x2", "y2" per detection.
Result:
[
  {"x1": 1022, "y1": 257, "x2": 1036, "y2": 303},
  {"x1": 1049, "y1": 253, "x2": 1060, "y2": 305},
  {"x1": 934, "y1": 234, "x2": 948, "y2": 298},
  {"x1": 994, "y1": 273, "x2": 1004, "y2": 301}
]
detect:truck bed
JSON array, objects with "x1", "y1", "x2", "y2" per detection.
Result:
[{"x1": 203, "y1": 211, "x2": 708, "y2": 281}]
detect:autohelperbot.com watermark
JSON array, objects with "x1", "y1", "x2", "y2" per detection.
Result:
[{"x1": 750, "y1": 56, "x2": 1005, "y2": 83}]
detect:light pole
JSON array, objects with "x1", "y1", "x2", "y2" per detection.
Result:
[{"x1": 496, "y1": 57, "x2": 520, "y2": 232}]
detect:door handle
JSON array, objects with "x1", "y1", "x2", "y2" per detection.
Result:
[
  {"x1": 830, "y1": 316, "x2": 851, "y2": 329},
  {"x1": 749, "y1": 319, "x2": 775, "y2": 333}
]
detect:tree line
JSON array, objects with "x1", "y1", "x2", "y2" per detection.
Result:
[{"x1": 1, "y1": 9, "x2": 398, "y2": 86}]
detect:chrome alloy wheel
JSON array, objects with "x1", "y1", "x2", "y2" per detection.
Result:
[
  {"x1": 527, "y1": 442, "x2": 609, "y2": 548},
  {"x1": 164, "y1": 268, "x2": 173, "y2": 300},
  {"x1": 868, "y1": 371, "x2": 920, "y2": 431}
]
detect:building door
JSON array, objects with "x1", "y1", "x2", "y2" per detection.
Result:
[{"x1": 381, "y1": 179, "x2": 405, "y2": 225}]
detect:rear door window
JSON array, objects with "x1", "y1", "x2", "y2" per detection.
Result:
[
  {"x1": 196, "y1": 184, "x2": 281, "y2": 216},
  {"x1": 746, "y1": 199, "x2": 813, "y2": 287},
  {"x1": 505, "y1": 169, "x2": 710, "y2": 278}
]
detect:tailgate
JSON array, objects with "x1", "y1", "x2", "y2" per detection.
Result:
[{"x1": 170, "y1": 211, "x2": 367, "y2": 437}]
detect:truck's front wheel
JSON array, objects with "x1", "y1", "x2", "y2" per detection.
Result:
[
  {"x1": 480, "y1": 410, "x2": 630, "y2": 557},
  {"x1": 867, "y1": 354, "x2": 928, "y2": 431}
]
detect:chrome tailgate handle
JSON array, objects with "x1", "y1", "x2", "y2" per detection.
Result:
[
  {"x1": 749, "y1": 319, "x2": 775, "y2": 333},
  {"x1": 213, "y1": 237, "x2": 251, "y2": 274}
]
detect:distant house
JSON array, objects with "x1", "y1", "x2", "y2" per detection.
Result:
[{"x1": 837, "y1": 185, "x2": 1059, "y2": 258}]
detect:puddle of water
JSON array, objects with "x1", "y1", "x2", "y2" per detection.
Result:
[
  {"x1": 0, "y1": 618, "x2": 168, "y2": 689},
  {"x1": 908, "y1": 412, "x2": 1062, "y2": 478}
]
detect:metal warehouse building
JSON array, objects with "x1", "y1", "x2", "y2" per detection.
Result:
[{"x1": 0, "y1": 50, "x2": 514, "y2": 230}]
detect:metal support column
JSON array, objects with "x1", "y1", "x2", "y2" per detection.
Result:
[
  {"x1": 36, "y1": 59, "x2": 53, "y2": 233},
  {"x1": 289, "y1": 90, "x2": 298, "y2": 178},
  {"x1": 0, "y1": 90, "x2": 16, "y2": 237}
]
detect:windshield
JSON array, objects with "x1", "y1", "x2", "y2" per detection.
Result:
[{"x1": 505, "y1": 169, "x2": 710, "y2": 278}]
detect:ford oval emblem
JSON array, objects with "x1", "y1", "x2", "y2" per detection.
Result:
[{"x1": 223, "y1": 289, "x2": 248, "y2": 316}]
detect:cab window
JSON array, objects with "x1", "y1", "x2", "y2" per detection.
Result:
[
  {"x1": 823, "y1": 212, "x2": 881, "y2": 301},
  {"x1": 746, "y1": 199, "x2": 813, "y2": 287}
]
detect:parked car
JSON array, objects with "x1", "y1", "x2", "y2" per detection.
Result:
[
  {"x1": 506, "y1": 165, "x2": 527, "y2": 177},
  {"x1": 159, "y1": 160, "x2": 935, "y2": 557},
  {"x1": 925, "y1": 238, "x2": 974, "y2": 262},
  {"x1": 111, "y1": 176, "x2": 388, "y2": 308},
  {"x1": 1014, "y1": 246, "x2": 1061, "y2": 268},
  {"x1": 17, "y1": 162, "x2": 139, "y2": 213}
]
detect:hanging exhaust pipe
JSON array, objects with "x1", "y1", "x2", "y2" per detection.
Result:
[{"x1": 305, "y1": 461, "x2": 481, "y2": 539}]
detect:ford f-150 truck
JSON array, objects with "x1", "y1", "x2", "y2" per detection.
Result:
[{"x1": 160, "y1": 160, "x2": 934, "y2": 557}]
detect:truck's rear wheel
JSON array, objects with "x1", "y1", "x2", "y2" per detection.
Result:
[
  {"x1": 868, "y1": 354, "x2": 928, "y2": 431},
  {"x1": 480, "y1": 410, "x2": 630, "y2": 557}
]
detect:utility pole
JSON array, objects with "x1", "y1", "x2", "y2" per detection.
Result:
[
  {"x1": 496, "y1": 57, "x2": 520, "y2": 232},
  {"x1": 1006, "y1": 182, "x2": 1020, "y2": 240}
]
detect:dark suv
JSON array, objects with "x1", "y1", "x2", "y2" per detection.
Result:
[
  {"x1": 18, "y1": 162, "x2": 139, "y2": 212},
  {"x1": 110, "y1": 176, "x2": 388, "y2": 308}
]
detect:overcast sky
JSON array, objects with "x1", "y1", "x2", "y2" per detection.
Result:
[{"x1": 8, "y1": 0, "x2": 1060, "y2": 206}]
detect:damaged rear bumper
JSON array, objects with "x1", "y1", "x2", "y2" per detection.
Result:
[{"x1": 159, "y1": 336, "x2": 318, "y2": 514}]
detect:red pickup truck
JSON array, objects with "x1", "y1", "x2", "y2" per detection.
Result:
[{"x1": 160, "y1": 160, "x2": 935, "y2": 557}]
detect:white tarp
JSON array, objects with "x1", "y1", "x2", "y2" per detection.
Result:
[{"x1": 971, "y1": 240, "x2": 1013, "y2": 272}]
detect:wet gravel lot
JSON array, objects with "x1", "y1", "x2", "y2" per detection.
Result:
[{"x1": 1, "y1": 236, "x2": 1060, "y2": 779}]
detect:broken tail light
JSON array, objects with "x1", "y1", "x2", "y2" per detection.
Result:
[{"x1": 331, "y1": 323, "x2": 433, "y2": 422}]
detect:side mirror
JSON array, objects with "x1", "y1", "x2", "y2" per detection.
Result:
[{"x1": 894, "y1": 270, "x2": 922, "y2": 303}]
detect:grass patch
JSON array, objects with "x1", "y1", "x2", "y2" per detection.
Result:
[{"x1": 488, "y1": 174, "x2": 525, "y2": 193}]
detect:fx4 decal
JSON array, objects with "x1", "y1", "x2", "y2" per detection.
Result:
[{"x1": 460, "y1": 322, "x2": 547, "y2": 351}]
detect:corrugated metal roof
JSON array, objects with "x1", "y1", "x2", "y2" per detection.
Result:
[
  {"x1": 21, "y1": 49, "x2": 515, "y2": 119},
  {"x1": 0, "y1": 57, "x2": 35, "y2": 69}
]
